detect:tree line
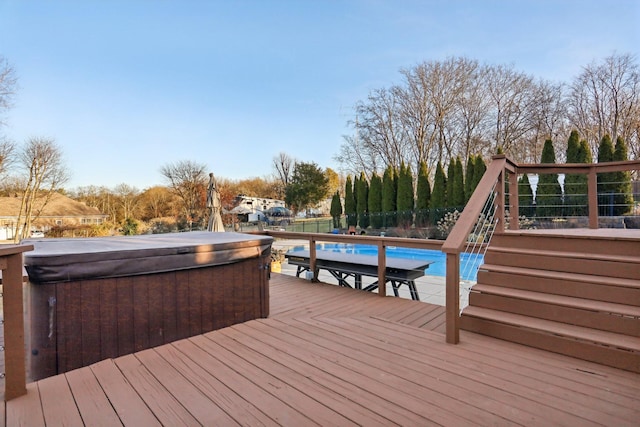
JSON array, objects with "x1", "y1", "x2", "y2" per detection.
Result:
[
  {"x1": 335, "y1": 53, "x2": 639, "y2": 185},
  {"x1": 2, "y1": 52, "x2": 638, "y2": 239},
  {"x1": 332, "y1": 131, "x2": 635, "y2": 236},
  {"x1": 0, "y1": 143, "x2": 338, "y2": 238}
]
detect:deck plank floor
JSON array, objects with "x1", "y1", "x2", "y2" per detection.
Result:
[{"x1": 3, "y1": 273, "x2": 640, "y2": 426}]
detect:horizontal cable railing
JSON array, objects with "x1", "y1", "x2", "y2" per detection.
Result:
[
  {"x1": 513, "y1": 160, "x2": 640, "y2": 229},
  {"x1": 441, "y1": 155, "x2": 514, "y2": 343},
  {"x1": 442, "y1": 155, "x2": 640, "y2": 344}
]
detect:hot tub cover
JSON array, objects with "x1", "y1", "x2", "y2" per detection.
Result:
[{"x1": 23, "y1": 231, "x2": 273, "y2": 283}]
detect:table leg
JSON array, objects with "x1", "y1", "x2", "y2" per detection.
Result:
[
  {"x1": 408, "y1": 281, "x2": 419, "y2": 301},
  {"x1": 390, "y1": 281, "x2": 400, "y2": 297}
]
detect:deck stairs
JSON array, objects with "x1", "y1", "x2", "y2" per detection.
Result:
[{"x1": 460, "y1": 231, "x2": 640, "y2": 373}]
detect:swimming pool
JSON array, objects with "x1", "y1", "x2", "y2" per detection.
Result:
[{"x1": 289, "y1": 243, "x2": 483, "y2": 282}]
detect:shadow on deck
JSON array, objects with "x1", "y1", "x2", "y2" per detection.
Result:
[{"x1": 3, "y1": 273, "x2": 640, "y2": 426}]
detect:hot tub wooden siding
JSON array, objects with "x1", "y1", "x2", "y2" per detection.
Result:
[{"x1": 28, "y1": 255, "x2": 270, "y2": 381}]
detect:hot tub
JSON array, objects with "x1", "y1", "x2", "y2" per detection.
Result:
[{"x1": 23, "y1": 231, "x2": 273, "y2": 381}]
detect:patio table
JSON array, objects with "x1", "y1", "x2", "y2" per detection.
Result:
[{"x1": 285, "y1": 249, "x2": 432, "y2": 301}]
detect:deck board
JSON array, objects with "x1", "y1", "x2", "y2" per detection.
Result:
[
  {"x1": 153, "y1": 343, "x2": 278, "y2": 427},
  {"x1": 64, "y1": 367, "x2": 124, "y2": 427},
  {"x1": 38, "y1": 373, "x2": 85, "y2": 426},
  {"x1": 113, "y1": 352, "x2": 201, "y2": 426},
  {"x1": 315, "y1": 316, "x2": 634, "y2": 426},
  {"x1": 3, "y1": 272, "x2": 640, "y2": 426}
]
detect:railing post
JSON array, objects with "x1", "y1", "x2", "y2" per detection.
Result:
[
  {"x1": 509, "y1": 170, "x2": 519, "y2": 230},
  {"x1": 1, "y1": 245, "x2": 33, "y2": 401},
  {"x1": 309, "y1": 237, "x2": 317, "y2": 281},
  {"x1": 496, "y1": 170, "x2": 505, "y2": 233},
  {"x1": 377, "y1": 240, "x2": 386, "y2": 297},
  {"x1": 588, "y1": 166, "x2": 598, "y2": 229},
  {"x1": 445, "y1": 253, "x2": 460, "y2": 344}
]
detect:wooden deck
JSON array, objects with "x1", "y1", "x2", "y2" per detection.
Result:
[{"x1": 3, "y1": 273, "x2": 640, "y2": 426}]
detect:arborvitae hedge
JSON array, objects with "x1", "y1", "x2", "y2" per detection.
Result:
[
  {"x1": 452, "y1": 156, "x2": 465, "y2": 208},
  {"x1": 397, "y1": 162, "x2": 414, "y2": 227},
  {"x1": 415, "y1": 161, "x2": 431, "y2": 227},
  {"x1": 446, "y1": 160, "x2": 455, "y2": 208},
  {"x1": 613, "y1": 136, "x2": 633, "y2": 215},
  {"x1": 564, "y1": 130, "x2": 588, "y2": 216},
  {"x1": 382, "y1": 165, "x2": 397, "y2": 227},
  {"x1": 368, "y1": 173, "x2": 383, "y2": 228},
  {"x1": 344, "y1": 175, "x2": 357, "y2": 226},
  {"x1": 536, "y1": 139, "x2": 562, "y2": 219},
  {"x1": 330, "y1": 191, "x2": 342, "y2": 228},
  {"x1": 471, "y1": 155, "x2": 486, "y2": 196},
  {"x1": 356, "y1": 171, "x2": 369, "y2": 228},
  {"x1": 518, "y1": 173, "x2": 534, "y2": 217},
  {"x1": 464, "y1": 155, "x2": 475, "y2": 202},
  {"x1": 597, "y1": 134, "x2": 616, "y2": 215},
  {"x1": 431, "y1": 161, "x2": 447, "y2": 223}
]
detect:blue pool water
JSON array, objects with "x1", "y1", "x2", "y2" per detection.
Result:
[{"x1": 290, "y1": 243, "x2": 483, "y2": 282}]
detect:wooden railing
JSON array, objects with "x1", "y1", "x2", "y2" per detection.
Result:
[
  {"x1": 441, "y1": 155, "x2": 516, "y2": 344},
  {"x1": 514, "y1": 159, "x2": 640, "y2": 229},
  {"x1": 0, "y1": 244, "x2": 33, "y2": 401},
  {"x1": 3, "y1": 158, "x2": 635, "y2": 399},
  {"x1": 441, "y1": 154, "x2": 640, "y2": 344},
  {"x1": 255, "y1": 230, "x2": 444, "y2": 299}
]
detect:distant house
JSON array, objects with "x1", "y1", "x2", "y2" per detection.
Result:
[{"x1": 0, "y1": 193, "x2": 109, "y2": 240}]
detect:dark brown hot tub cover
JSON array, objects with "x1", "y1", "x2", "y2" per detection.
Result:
[{"x1": 23, "y1": 231, "x2": 273, "y2": 283}]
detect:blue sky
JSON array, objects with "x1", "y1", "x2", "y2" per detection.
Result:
[{"x1": 1, "y1": 0, "x2": 638, "y2": 190}]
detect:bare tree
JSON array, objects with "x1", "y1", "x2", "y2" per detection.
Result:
[
  {"x1": 395, "y1": 70, "x2": 436, "y2": 170},
  {"x1": 14, "y1": 137, "x2": 69, "y2": 241},
  {"x1": 160, "y1": 160, "x2": 208, "y2": 230},
  {"x1": 456, "y1": 62, "x2": 492, "y2": 162},
  {"x1": 334, "y1": 133, "x2": 380, "y2": 179},
  {"x1": 524, "y1": 80, "x2": 568, "y2": 163},
  {"x1": 0, "y1": 138, "x2": 15, "y2": 177},
  {"x1": 568, "y1": 53, "x2": 640, "y2": 159},
  {"x1": 485, "y1": 64, "x2": 538, "y2": 156},
  {"x1": 336, "y1": 53, "x2": 639, "y2": 180},
  {"x1": 113, "y1": 183, "x2": 141, "y2": 224},
  {"x1": 355, "y1": 87, "x2": 410, "y2": 172},
  {"x1": 137, "y1": 186, "x2": 178, "y2": 221},
  {"x1": 0, "y1": 56, "x2": 17, "y2": 128},
  {"x1": 272, "y1": 152, "x2": 295, "y2": 198},
  {"x1": 0, "y1": 57, "x2": 17, "y2": 177},
  {"x1": 400, "y1": 57, "x2": 472, "y2": 167}
]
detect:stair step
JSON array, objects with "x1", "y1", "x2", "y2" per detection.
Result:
[
  {"x1": 461, "y1": 306, "x2": 640, "y2": 353},
  {"x1": 478, "y1": 264, "x2": 640, "y2": 290},
  {"x1": 469, "y1": 284, "x2": 640, "y2": 335},
  {"x1": 484, "y1": 247, "x2": 640, "y2": 280},
  {"x1": 477, "y1": 264, "x2": 640, "y2": 305},
  {"x1": 470, "y1": 284, "x2": 640, "y2": 318},
  {"x1": 494, "y1": 231, "x2": 640, "y2": 257},
  {"x1": 487, "y1": 245, "x2": 640, "y2": 264}
]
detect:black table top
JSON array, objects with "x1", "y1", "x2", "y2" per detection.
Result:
[{"x1": 285, "y1": 249, "x2": 433, "y2": 280}]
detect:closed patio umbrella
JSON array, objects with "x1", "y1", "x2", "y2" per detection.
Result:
[{"x1": 206, "y1": 173, "x2": 225, "y2": 232}]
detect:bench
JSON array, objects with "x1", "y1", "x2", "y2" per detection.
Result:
[{"x1": 284, "y1": 249, "x2": 433, "y2": 301}]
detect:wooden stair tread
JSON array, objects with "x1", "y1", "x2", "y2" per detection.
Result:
[
  {"x1": 502, "y1": 229, "x2": 640, "y2": 242},
  {"x1": 479, "y1": 264, "x2": 640, "y2": 289},
  {"x1": 461, "y1": 306, "x2": 640, "y2": 352},
  {"x1": 471, "y1": 284, "x2": 640, "y2": 317},
  {"x1": 487, "y1": 246, "x2": 640, "y2": 264}
]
